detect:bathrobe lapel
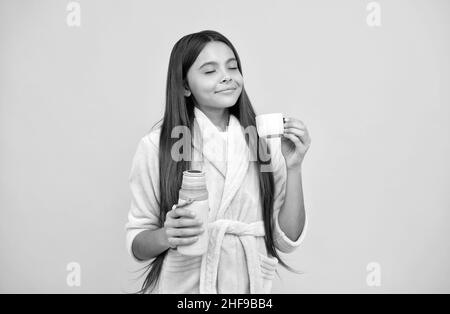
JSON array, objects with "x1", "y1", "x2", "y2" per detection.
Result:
[
  {"x1": 192, "y1": 107, "x2": 250, "y2": 218},
  {"x1": 192, "y1": 107, "x2": 227, "y2": 178},
  {"x1": 217, "y1": 114, "x2": 249, "y2": 218}
]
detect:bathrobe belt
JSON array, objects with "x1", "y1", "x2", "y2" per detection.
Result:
[{"x1": 199, "y1": 219, "x2": 266, "y2": 294}]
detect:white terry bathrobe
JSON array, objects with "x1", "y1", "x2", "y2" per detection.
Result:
[{"x1": 126, "y1": 107, "x2": 307, "y2": 294}]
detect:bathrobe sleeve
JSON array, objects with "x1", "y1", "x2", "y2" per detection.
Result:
[
  {"x1": 271, "y1": 142, "x2": 308, "y2": 253},
  {"x1": 125, "y1": 135, "x2": 161, "y2": 262}
]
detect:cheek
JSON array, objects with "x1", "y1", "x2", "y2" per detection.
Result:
[
  {"x1": 200, "y1": 76, "x2": 219, "y2": 91},
  {"x1": 234, "y1": 73, "x2": 244, "y2": 88},
  {"x1": 190, "y1": 78, "x2": 216, "y2": 97}
]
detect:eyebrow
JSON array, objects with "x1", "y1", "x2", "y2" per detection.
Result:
[{"x1": 198, "y1": 58, "x2": 237, "y2": 70}]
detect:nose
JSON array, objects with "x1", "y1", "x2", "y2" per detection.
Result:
[{"x1": 221, "y1": 75, "x2": 231, "y2": 83}]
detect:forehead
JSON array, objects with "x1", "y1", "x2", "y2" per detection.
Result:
[{"x1": 193, "y1": 41, "x2": 236, "y2": 66}]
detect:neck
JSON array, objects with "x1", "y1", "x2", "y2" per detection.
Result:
[{"x1": 196, "y1": 106, "x2": 229, "y2": 132}]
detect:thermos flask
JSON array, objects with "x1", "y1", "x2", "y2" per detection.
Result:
[{"x1": 177, "y1": 170, "x2": 209, "y2": 256}]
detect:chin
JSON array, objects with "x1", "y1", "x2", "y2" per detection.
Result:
[
  {"x1": 215, "y1": 100, "x2": 238, "y2": 109},
  {"x1": 214, "y1": 95, "x2": 240, "y2": 108}
]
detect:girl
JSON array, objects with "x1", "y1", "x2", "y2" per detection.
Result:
[{"x1": 126, "y1": 30, "x2": 311, "y2": 294}]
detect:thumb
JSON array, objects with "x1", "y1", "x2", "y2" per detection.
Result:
[{"x1": 175, "y1": 198, "x2": 194, "y2": 208}]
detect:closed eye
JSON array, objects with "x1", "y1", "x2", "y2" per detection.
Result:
[{"x1": 205, "y1": 68, "x2": 238, "y2": 74}]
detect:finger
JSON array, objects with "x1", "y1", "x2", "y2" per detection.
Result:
[
  {"x1": 286, "y1": 126, "x2": 311, "y2": 145},
  {"x1": 171, "y1": 207, "x2": 197, "y2": 219},
  {"x1": 167, "y1": 217, "x2": 203, "y2": 228},
  {"x1": 167, "y1": 227, "x2": 205, "y2": 237},
  {"x1": 171, "y1": 236, "x2": 199, "y2": 247},
  {"x1": 167, "y1": 238, "x2": 178, "y2": 249},
  {"x1": 283, "y1": 118, "x2": 306, "y2": 130},
  {"x1": 282, "y1": 133, "x2": 303, "y2": 147},
  {"x1": 284, "y1": 127, "x2": 305, "y2": 137},
  {"x1": 284, "y1": 127, "x2": 306, "y2": 144},
  {"x1": 175, "y1": 199, "x2": 194, "y2": 208}
]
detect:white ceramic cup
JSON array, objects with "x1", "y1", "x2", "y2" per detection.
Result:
[{"x1": 255, "y1": 113, "x2": 284, "y2": 138}]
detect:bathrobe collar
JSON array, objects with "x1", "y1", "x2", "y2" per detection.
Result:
[{"x1": 193, "y1": 106, "x2": 250, "y2": 218}]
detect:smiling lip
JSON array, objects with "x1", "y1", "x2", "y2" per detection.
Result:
[{"x1": 216, "y1": 87, "x2": 237, "y2": 93}]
